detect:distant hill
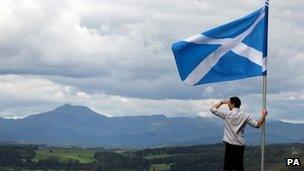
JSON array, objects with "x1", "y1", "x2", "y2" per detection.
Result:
[{"x1": 0, "y1": 104, "x2": 303, "y2": 147}]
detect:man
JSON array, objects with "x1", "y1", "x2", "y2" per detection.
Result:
[{"x1": 210, "y1": 96, "x2": 267, "y2": 171}]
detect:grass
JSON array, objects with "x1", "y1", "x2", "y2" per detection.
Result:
[
  {"x1": 34, "y1": 148, "x2": 97, "y2": 163},
  {"x1": 145, "y1": 154, "x2": 175, "y2": 171},
  {"x1": 149, "y1": 163, "x2": 172, "y2": 171}
]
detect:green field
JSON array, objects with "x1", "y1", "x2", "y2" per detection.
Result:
[
  {"x1": 149, "y1": 163, "x2": 172, "y2": 171},
  {"x1": 34, "y1": 148, "x2": 97, "y2": 163}
]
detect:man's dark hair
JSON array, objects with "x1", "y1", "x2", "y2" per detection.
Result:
[{"x1": 230, "y1": 96, "x2": 241, "y2": 108}]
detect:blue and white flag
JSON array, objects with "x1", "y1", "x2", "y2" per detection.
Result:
[{"x1": 172, "y1": 7, "x2": 268, "y2": 86}]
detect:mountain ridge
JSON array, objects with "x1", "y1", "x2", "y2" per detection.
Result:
[{"x1": 0, "y1": 104, "x2": 303, "y2": 147}]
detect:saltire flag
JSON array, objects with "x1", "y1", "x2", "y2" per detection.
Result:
[{"x1": 172, "y1": 7, "x2": 268, "y2": 86}]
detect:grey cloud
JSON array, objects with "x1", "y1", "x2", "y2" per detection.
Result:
[{"x1": 0, "y1": 0, "x2": 303, "y2": 120}]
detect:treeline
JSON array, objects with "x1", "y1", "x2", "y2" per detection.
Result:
[
  {"x1": 0, "y1": 145, "x2": 94, "y2": 170},
  {"x1": 94, "y1": 151, "x2": 149, "y2": 170},
  {"x1": 138, "y1": 143, "x2": 224, "y2": 156},
  {"x1": 140, "y1": 144, "x2": 224, "y2": 171},
  {"x1": 0, "y1": 144, "x2": 36, "y2": 167},
  {"x1": 0, "y1": 144, "x2": 149, "y2": 170},
  {"x1": 0, "y1": 143, "x2": 303, "y2": 170}
]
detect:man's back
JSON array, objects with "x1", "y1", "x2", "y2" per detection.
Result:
[{"x1": 216, "y1": 108, "x2": 258, "y2": 145}]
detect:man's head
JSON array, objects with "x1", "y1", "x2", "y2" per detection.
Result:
[{"x1": 228, "y1": 96, "x2": 241, "y2": 110}]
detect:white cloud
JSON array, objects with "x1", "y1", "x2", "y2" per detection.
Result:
[
  {"x1": 0, "y1": 74, "x2": 91, "y2": 103},
  {"x1": 0, "y1": 74, "x2": 217, "y2": 118}
]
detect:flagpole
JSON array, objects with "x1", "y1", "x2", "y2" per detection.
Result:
[
  {"x1": 261, "y1": 1, "x2": 269, "y2": 171},
  {"x1": 261, "y1": 75, "x2": 267, "y2": 171}
]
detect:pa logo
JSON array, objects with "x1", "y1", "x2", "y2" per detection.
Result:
[{"x1": 286, "y1": 158, "x2": 301, "y2": 166}]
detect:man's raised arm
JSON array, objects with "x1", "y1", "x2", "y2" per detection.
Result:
[{"x1": 210, "y1": 100, "x2": 229, "y2": 119}]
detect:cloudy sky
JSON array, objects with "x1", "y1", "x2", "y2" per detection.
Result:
[{"x1": 0, "y1": 0, "x2": 303, "y2": 123}]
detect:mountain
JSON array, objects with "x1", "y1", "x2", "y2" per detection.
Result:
[{"x1": 0, "y1": 104, "x2": 303, "y2": 147}]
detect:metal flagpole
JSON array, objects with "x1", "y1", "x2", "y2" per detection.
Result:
[
  {"x1": 261, "y1": 0, "x2": 269, "y2": 171},
  {"x1": 261, "y1": 75, "x2": 267, "y2": 171}
]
